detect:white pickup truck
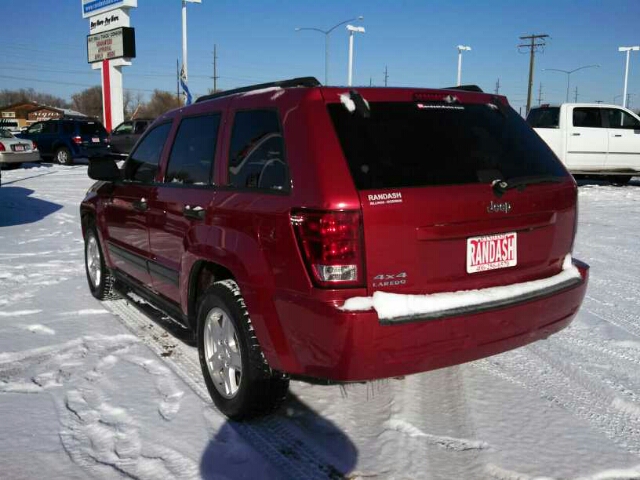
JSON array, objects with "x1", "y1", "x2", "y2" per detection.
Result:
[{"x1": 527, "y1": 103, "x2": 640, "y2": 185}]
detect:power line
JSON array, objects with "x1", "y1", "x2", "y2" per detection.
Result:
[{"x1": 518, "y1": 33, "x2": 549, "y2": 114}]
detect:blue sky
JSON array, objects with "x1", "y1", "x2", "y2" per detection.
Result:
[{"x1": 1, "y1": 0, "x2": 640, "y2": 112}]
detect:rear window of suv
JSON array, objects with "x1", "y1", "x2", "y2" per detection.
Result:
[
  {"x1": 527, "y1": 107, "x2": 560, "y2": 128},
  {"x1": 327, "y1": 101, "x2": 566, "y2": 190},
  {"x1": 79, "y1": 122, "x2": 107, "y2": 136}
]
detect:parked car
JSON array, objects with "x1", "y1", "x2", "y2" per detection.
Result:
[
  {"x1": 108, "y1": 118, "x2": 154, "y2": 157},
  {"x1": 18, "y1": 118, "x2": 109, "y2": 165},
  {"x1": 527, "y1": 103, "x2": 640, "y2": 185},
  {"x1": 0, "y1": 128, "x2": 40, "y2": 170},
  {"x1": 81, "y1": 77, "x2": 589, "y2": 419}
]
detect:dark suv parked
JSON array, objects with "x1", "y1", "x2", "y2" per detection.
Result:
[
  {"x1": 81, "y1": 77, "x2": 589, "y2": 419},
  {"x1": 108, "y1": 118, "x2": 153, "y2": 157},
  {"x1": 19, "y1": 118, "x2": 109, "y2": 165}
]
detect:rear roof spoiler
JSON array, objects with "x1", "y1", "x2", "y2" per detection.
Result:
[
  {"x1": 443, "y1": 85, "x2": 484, "y2": 93},
  {"x1": 196, "y1": 77, "x2": 321, "y2": 103}
]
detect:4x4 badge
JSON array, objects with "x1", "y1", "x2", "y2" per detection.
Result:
[{"x1": 487, "y1": 200, "x2": 512, "y2": 214}]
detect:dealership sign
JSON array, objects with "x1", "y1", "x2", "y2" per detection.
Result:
[
  {"x1": 87, "y1": 27, "x2": 136, "y2": 63},
  {"x1": 82, "y1": 0, "x2": 137, "y2": 18},
  {"x1": 89, "y1": 8, "x2": 129, "y2": 34}
]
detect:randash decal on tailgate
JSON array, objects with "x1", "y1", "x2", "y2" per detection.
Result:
[{"x1": 367, "y1": 192, "x2": 403, "y2": 206}]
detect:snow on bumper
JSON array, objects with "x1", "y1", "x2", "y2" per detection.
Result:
[{"x1": 341, "y1": 255, "x2": 585, "y2": 323}]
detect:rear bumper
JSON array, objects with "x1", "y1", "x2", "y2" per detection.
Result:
[
  {"x1": 273, "y1": 260, "x2": 589, "y2": 382},
  {"x1": 0, "y1": 151, "x2": 41, "y2": 164}
]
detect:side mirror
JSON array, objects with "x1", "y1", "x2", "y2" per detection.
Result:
[{"x1": 88, "y1": 157, "x2": 121, "y2": 181}]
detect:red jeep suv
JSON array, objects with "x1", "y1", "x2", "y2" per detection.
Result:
[{"x1": 81, "y1": 77, "x2": 589, "y2": 419}]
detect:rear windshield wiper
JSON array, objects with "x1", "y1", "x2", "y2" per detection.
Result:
[{"x1": 491, "y1": 175, "x2": 564, "y2": 197}]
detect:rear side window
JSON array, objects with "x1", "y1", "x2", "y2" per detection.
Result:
[
  {"x1": 227, "y1": 110, "x2": 289, "y2": 191},
  {"x1": 42, "y1": 122, "x2": 58, "y2": 134},
  {"x1": 80, "y1": 122, "x2": 108, "y2": 136},
  {"x1": 165, "y1": 114, "x2": 221, "y2": 185},
  {"x1": 604, "y1": 108, "x2": 640, "y2": 129},
  {"x1": 327, "y1": 101, "x2": 566, "y2": 190},
  {"x1": 527, "y1": 107, "x2": 559, "y2": 128},
  {"x1": 572, "y1": 108, "x2": 603, "y2": 128},
  {"x1": 125, "y1": 122, "x2": 172, "y2": 183},
  {"x1": 134, "y1": 121, "x2": 149, "y2": 134},
  {"x1": 62, "y1": 122, "x2": 75, "y2": 135}
]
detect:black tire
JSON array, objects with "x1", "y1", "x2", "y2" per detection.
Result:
[
  {"x1": 610, "y1": 175, "x2": 632, "y2": 186},
  {"x1": 84, "y1": 223, "x2": 120, "y2": 300},
  {"x1": 197, "y1": 280, "x2": 289, "y2": 420},
  {"x1": 54, "y1": 147, "x2": 73, "y2": 165}
]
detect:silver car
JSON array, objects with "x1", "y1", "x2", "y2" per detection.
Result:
[{"x1": 0, "y1": 128, "x2": 40, "y2": 169}]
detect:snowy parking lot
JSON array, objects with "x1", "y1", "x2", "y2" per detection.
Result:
[{"x1": 1, "y1": 163, "x2": 640, "y2": 480}]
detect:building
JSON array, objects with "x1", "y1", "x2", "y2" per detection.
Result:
[{"x1": 0, "y1": 102, "x2": 87, "y2": 131}]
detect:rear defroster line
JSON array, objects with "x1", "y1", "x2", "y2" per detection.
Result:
[{"x1": 103, "y1": 298, "x2": 346, "y2": 480}]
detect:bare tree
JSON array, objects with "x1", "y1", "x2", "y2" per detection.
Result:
[
  {"x1": 71, "y1": 86, "x2": 103, "y2": 119},
  {"x1": 137, "y1": 90, "x2": 181, "y2": 118},
  {"x1": 123, "y1": 89, "x2": 145, "y2": 119},
  {"x1": 0, "y1": 88, "x2": 69, "y2": 109}
]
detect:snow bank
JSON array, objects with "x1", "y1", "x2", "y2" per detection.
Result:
[{"x1": 341, "y1": 255, "x2": 581, "y2": 320}]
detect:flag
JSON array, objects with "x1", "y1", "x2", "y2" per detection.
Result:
[{"x1": 180, "y1": 64, "x2": 192, "y2": 106}]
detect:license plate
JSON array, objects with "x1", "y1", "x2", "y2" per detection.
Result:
[
  {"x1": 467, "y1": 232, "x2": 517, "y2": 273},
  {"x1": 12, "y1": 144, "x2": 25, "y2": 152},
  {"x1": 92, "y1": 137, "x2": 100, "y2": 143}
]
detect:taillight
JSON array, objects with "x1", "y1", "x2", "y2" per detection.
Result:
[
  {"x1": 291, "y1": 209, "x2": 364, "y2": 288},
  {"x1": 72, "y1": 136, "x2": 82, "y2": 145},
  {"x1": 0, "y1": 142, "x2": 5, "y2": 152},
  {"x1": 31, "y1": 141, "x2": 38, "y2": 151}
]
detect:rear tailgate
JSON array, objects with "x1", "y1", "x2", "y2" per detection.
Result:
[{"x1": 325, "y1": 88, "x2": 576, "y2": 295}]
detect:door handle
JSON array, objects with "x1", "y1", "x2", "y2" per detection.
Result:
[
  {"x1": 571, "y1": 133, "x2": 581, "y2": 136},
  {"x1": 613, "y1": 134, "x2": 622, "y2": 137},
  {"x1": 183, "y1": 205, "x2": 205, "y2": 220},
  {"x1": 133, "y1": 197, "x2": 148, "y2": 212}
]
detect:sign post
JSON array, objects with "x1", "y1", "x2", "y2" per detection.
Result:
[{"x1": 82, "y1": 0, "x2": 137, "y2": 132}]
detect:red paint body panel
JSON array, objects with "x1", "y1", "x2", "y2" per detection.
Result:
[{"x1": 81, "y1": 84, "x2": 590, "y2": 383}]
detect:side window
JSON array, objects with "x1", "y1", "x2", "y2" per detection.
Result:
[
  {"x1": 572, "y1": 108, "x2": 603, "y2": 128},
  {"x1": 134, "y1": 121, "x2": 148, "y2": 134},
  {"x1": 62, "y1": 122, "x2": 75, "y2": 135},
  {"x1": 605, "y1": 108, "x2": 640, "y2": 129},
  {"x1": 227, "y1": 110, "x2": 289, "y2": 191},
  {"x1": 42, "y1": 122, "x2": 59, "y2": 134},
  {"x1": 124, "y1": 122, "x2": 172, "y2": 183},
  {"x1": 27, "y1": 123, "x2": 43, "y2": 134},
  {"x1": 165, "y1": 114, "x2": 221, "y2": 185},
  {"x1": 113, "y1": 122, "x2": 133, "y2": 135}
]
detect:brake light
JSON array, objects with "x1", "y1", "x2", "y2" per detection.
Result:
[
  {"x1": 72, "y1": 136, "x2": 82, "y2": 145},
  {"x1": 0, "y1": 142, "x2": 5, "y2": 152},
  {"x1": 291, "y1": 209, "x2": 364, "y2": 288},
  {"x1": 31, "y1": 141, "x2": 38, "y2": 151}
]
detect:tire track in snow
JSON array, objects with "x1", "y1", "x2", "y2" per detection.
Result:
[
  {"x1": 476, "y1": 341, "x2": 640, "y2": 454},
  {"x1": 104, "y1": 298, "x2": 349, "y2": 480}
]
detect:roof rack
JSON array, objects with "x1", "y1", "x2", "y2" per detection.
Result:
[
  {"x1": 195, "y1": 76, "x2": 321, "y2": 103},
  {"x1": 443, "y1": 85, "x2": 484, "y2": 93}
]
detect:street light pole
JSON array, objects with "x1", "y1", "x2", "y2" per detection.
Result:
[
  {"x1": 456, "y1": 45, "x2": 471, "y2": 86},
  {"x1": 543, "y1": 65, "x2": 600, "y2": 103},
  {"x1": 295, "y1": 16, "x2": 363, "y2": 85},
  {"x1": 182, "y1": 0, "x2": 188, "y2": 81},
  {"x1": 619, "y1": 46, "x2": 640, "y2": 109},
  {"x1": 346, "y1": 25, "x2": 365, "y2": 86}
]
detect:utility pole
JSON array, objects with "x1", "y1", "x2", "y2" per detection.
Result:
[
  {"x1": 369, "y1": 77, "x2": 372, "y2": 86},
  {"x1": 212, "y1": 44, "x2": 219, "y2": 93},
  {"x1": 384, "y1": 65, "x2": 389, "y2": 87},
  {"x1": 537, "y1": 82, "x2": 543, "y2": 105},
  {"x1": 519, "y1": 33, "x2": 549, "y2": 114},
  {"x1": 574, "y1": 86, "x2": 579, "y2": 103},
  {"x1": 494, "y1": 78, "x2": 500, "y2": 94}
]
